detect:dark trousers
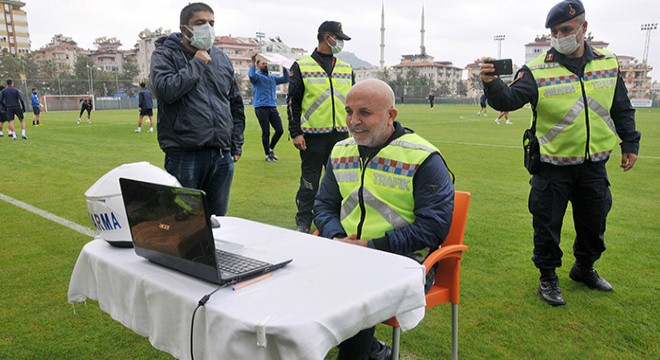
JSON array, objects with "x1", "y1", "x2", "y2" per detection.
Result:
[
  {"x1": 529, "y1": 160, "x2": 612, "y2": 271},
  {"x1": 255, "y1": 107, "x2": 284, "y2": 156},
  {"x1": 295, "y1": 131, "x2": 348, "y2": 228},
  {"x1": 337, "y1": 326, "x2": 377, "y2": 360}
]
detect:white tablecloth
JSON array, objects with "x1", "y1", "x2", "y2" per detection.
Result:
[{"x1": 68, "y1": 217, "x2": 426, "y2": 360}]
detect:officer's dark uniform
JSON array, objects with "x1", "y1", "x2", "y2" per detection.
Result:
[
  {"x1": 483, "y1": 0, "x2": 641, "y2": 303},
  {"x1": 287, "y1": 45, "x2": 354, "y2": 232}
]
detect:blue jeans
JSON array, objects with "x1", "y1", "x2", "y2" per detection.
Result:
[{"x1": 164, "y1": 148, "x2": 234, "y2": 216}]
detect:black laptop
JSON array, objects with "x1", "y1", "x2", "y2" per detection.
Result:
[{"x1": 118, "y1": 178, "x2": 292, "y2": 285}]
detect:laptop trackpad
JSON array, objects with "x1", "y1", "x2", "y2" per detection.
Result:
[
  {"x1": 215, "y1": 239, "x2": 245, "y2": 252},
  {"x1": 215, "y1": 238, "x2": 290, "y2": 264}
]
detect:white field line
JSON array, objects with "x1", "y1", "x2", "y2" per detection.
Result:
[
  {"x1": 0, "y1": 192, "x2": 96, "y2": 237},
  {"x1": 431, "y1": 139, "x2": 660, "y2": 159}
]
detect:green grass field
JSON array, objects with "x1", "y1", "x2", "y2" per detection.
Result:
[{"x1": 0, "y1": 104, "x2": 658, "y2": 359}]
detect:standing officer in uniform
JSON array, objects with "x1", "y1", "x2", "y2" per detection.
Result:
[
  {"x1": 287, "y1": 21, "x2": 354, "y2": 233},
  {"x1": 479, "y1": 0, "x2": 640, "y2": 306}
]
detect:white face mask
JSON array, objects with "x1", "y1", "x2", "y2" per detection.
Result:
[
  {"x1": 184, "y1": 23, "x2": 215, "y2": 50},
  {"x1": 551, "y1": 23, "x2": 583, "y2": 55},
  {"x1": 327, "y1": 37, "x2": 344, "y2": 55}
]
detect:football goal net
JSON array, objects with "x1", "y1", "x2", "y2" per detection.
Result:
[{"x1": 43, "y1": 95, "x2": 95, "y2": 112}]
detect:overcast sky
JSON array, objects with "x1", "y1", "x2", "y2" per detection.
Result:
[{"x1": 25, "y1": 0, "x2": 659, "y2": 72}]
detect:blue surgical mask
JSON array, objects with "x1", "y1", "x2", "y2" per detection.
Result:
[{"x1": 184, "y1": 23, "x2": 215, "y2": 50}]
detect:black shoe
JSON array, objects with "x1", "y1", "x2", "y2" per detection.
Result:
[
  {"x1": 569, "y1": 264, "x2": 613, "y2": 291},
  {"x1": 369, "y1": 339, "x2": 392, "y2": 360},
  {"x1": 296, "y1": 224, "x2": 310, "y2": 233},
  {"x1": 539, "y1": 278, "x2": 565, "y2": 306}
]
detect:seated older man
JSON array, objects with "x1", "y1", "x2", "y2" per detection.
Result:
[{"x1": 314, "y1": 78, "x2": 454, "y2": 360}]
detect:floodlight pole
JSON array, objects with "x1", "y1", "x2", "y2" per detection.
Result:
[
  {"x1": 86, "y1": 64, "x2": 93, "y2": 95},
  {"x1": 494, "y1": 35, "x2": 506, "y2": 59},
  {"x1": 641, "y1": 23, "x2": 657, "y2": 65},
  {"x1": 114, "y1": 67, "x2": 119, "y2": 95}
]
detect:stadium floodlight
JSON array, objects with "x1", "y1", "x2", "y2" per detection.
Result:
[
  {"x1": 494, "y1": 34, "x2": 506, "y2": 59},
  {"x1": 641, "y1": 23, "x2": 657, "y2": 64}
]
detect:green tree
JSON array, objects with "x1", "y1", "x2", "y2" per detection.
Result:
[
  {"x1": 470, "y1": 73, "x2": 483, "y2": 92},
  {"x1": 0, "y1": 51, "x2": 22, "y2": 84},
  {"x1": 121, "y1": 58, "x2": 140, "y2": 96},
  {"x1": 456, "y1": 80, "x2": 468, "y2": 97},
  {"x1": 37, "y1": 59, "x2": 60, "y2": 95},
  {"x1": 377, "y1": 68, "x2": 391, "y2": 83},
  {"x1": 386, "y1": 72, "x2": 406, "y2": 102},
  {"x1": 73, "y1": 56, "x2": 98, "y2": 95},
  {"x1": 0, "y1": 53, "x2": 41, "y2": 98},
  {"x1": 436, "y1": 80, "x2": 451, "y2": 97}
]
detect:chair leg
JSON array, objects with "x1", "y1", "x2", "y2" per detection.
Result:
[
  {"x1": 452, "y1": 303, "x2": 458, "y2": 360},
  {"x1": 391, "y1": 326, "x2": 401, "y2": 360}
]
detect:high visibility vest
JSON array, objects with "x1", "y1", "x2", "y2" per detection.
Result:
[
  {"x1": 528, "y1": 49, "x2": 619, "y2": 165},
  {"x1": 298, "y1": 56, "x2": 352, "y2": 134},
  {"x1": 330, "y1": 133, "x2": 439, "y2": 240}
]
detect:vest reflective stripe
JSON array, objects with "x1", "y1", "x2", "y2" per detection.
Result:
[
  {"x1": 528, "y1": 50, "x2": 619, "y2": 165},
  {"x1": 298, "y1": 56, "x2": 352, "y2": 134},
  {"x1": 330, "y1": 134, "x2": 439, "y2": 240},
  {"x1": 537, "y1": 95, "x2": 617, "y2": 146},
  {"x1": 302, "y1": 87, "x2": 347, "y2": 125},
  {"x1": 340, "y1": 188, "x2": 410, "y2": 230}
]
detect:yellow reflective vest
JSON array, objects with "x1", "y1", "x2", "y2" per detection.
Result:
[
  {"x1": 528, "y1": 49, "x2": 619, "y2": 165},
  {"x1": 298, "y1": 56, "x2": 352, "y2": 134},
  {"x1": 330, "y1": 133, "x2": 439, "y2": 240}
]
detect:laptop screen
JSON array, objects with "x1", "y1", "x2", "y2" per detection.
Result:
[{"x1": 119, "y1": 178, "x2": 221, "y2": 283}]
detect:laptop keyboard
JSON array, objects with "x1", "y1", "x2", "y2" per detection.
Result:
[{"x1": 216, "y1": 250, "x2": 269, "y2": 274}]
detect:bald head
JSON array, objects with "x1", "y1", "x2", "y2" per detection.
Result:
[
  {"x1": 345, "y1": 79, "x2": 398, "y2": 148},
  {"x1": 347, "y1": 79, "x2": 396, "y2": 109}
]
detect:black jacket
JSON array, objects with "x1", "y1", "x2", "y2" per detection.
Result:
[
  {"x1": 150, "y1": 33, "x2": 245, "y2": 155},
  {"x1": 484, "y1": 43, "x2": 640, "y2": 155}
]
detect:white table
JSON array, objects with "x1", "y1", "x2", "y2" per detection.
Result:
[{"x1": 68, "y1": 217, "x2": 426, "y2": 360}]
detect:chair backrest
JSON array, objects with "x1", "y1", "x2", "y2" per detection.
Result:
[
  {"x1": 429, "y1": 191, "x2": 470, "y2": 305},
  {"x1": 443, "y1": 191, "x2": 471, "y2": 247}
]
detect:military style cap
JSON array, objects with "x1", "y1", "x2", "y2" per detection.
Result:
[
  {"x1": 545, "y1": 0, "x2": 585, "y2": 28},
  {"x1": 318, "y1": 21, "x2": 351, "y2": 41}
]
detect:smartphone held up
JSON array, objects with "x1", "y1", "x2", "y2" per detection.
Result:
[{"x1": 485, "y1": 59, "x2": 513, "y2": 76}]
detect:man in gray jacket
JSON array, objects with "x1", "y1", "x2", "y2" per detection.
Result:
[{"x1": 150, "y1": 2, "x2": 245, "y2": 216}]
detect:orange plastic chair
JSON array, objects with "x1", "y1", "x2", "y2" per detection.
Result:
[{"x1": 383, "y1": 191, "x2": 471, "y2": 360}]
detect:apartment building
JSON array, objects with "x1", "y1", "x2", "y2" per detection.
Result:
[
  {"x1": 32, "y1": 34, "x2": 88, "y2": 72},
  {"x1": 391, "y1": 53, "x2": 464, "y2": 97},
  {"x1": 0, "y1": 0, "x2": 30, "y2": 55},
  {"x1": 618, "y1": 55, "x2": 654, "y2": 100}
]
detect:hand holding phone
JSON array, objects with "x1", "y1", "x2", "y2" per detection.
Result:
[{"x1": 485, "y1": 59, "x2": 513, "y2": 76}]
